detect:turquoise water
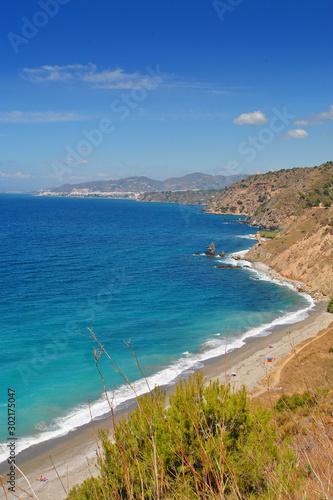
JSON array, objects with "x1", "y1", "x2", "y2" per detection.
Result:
[{"x1": 0, "y1": 195, "x2": 311, "y2": 460}]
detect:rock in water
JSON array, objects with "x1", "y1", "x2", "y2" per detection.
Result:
[
  {"x1": 218, "y1": 251, "x2": 225, "y2": 257},
  {"x1": 205, "y1": 242, "x2": 215, "y2": 256}
]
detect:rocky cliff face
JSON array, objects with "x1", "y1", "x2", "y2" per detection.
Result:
[
  {"x1": 137, "y1": 189, "x2": 223, "y2": 205},
  {"x1": 246, "y1": 207, "x2": 333, "y2": 296},
  {"x1": 204, "y1": 162, "x2": 333, "y2": 230},
  {"x1": 204, "y1": 162, "x2": 333, "y2": 296}
]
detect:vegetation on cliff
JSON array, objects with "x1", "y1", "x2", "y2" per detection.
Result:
[
  {"x1": 204, "y1": 162, "x2": 333, "y2": 230},
  {"x1": 137, "y1": 188, "x2": 224, "y2": 205},
  {"x1": 202, "y1": 162, "x2": 333, "y2": 296},
  {"x1": 246, "y1": 205, "x2": 333, "y2": 296},
  {"x1": 328, "y1": 298, "x2": 333, "y2": 313},
  {"x1": 66, "y1": 370, "x2": 333, "y2": 500},
  {"x1": 67, "y1": 374, "x2": 297, "y2": 499}
]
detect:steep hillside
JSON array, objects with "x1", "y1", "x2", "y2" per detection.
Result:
[
  {"x1": 246, "y1": 207, "x2": 333, "y2": 296},
  {"x1": 137, "y1": 188, "x2": 224, "y2": 205},
  {"x1": 162, "y1": 173, "x2": 245, "y2": 191},
  {"x1": 205, "y1": 162, "x2": 333, "y2": 230},
  {"x1": 203, "y1": 162, "x2": 333, "y2": 295}
]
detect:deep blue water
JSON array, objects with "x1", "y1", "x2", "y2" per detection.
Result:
[{"x1": 0, "y1": 195, "x2": 311, "y2": 459}]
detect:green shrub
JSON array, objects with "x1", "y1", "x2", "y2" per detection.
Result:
[
  {"x1": 275, "y1": 391, "x2": 314, "y2": 412},
  {"x1": 258, "y1": 194, "x2": 267, "y2": 203},
  {"x1": 67, "y1": 375, "x2": 299, "y2": 499},
  {"x1": 327, "y1": 297, "x2": 333, "y2": 313},
  {"x1": 260, "y1": 230, "x2": 279, "y2": 238}
]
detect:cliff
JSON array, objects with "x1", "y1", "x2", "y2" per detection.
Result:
[
  {"x1": 246, "y1": 207, "x2": 333, "y2": 296},
  {"x1": 204, "y1": 162, "x2": 333, "y2": 296},
  {"x1": 137, "y1": 188, "x2": 224, "y2": 205},
  {"x1": 204, "y1": 162, "x2": 333, "y2": 230}
]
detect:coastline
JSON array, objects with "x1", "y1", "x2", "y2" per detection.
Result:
[{"x1": 6, "y1": 293, "x2": 332, "y2": 499}]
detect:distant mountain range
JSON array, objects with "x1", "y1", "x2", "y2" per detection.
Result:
[{"x1": 36, "y1": 173, "x2": 247, "y2": 197}]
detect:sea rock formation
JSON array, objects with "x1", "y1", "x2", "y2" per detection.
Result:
[
  {"x1": 215, "y1": 265, "x2": 241, "y2": 270},
  {"x1": 218, "y1": 251, "x2": 225, "y2": 257},
  {"x1": 205, "y1": 243, "x2": 215, "y2": 256}
]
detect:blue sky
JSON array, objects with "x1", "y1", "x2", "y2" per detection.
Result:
[{"x1": 0, "y1": 0, "x2": 332, "y2": 191}]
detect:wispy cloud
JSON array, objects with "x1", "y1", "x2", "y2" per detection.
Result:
[
  {"x1": 22, "y1": 63, "x2": 156, "y2": 90},
  {"x1": 282, "y1": 129, "x2": 309, "y2": 140},
  {"x1": 233, "y1": 110, "x2": 268, "y2": 125},
  {"x1": 142, "y1": 110, "x2": 226, "y2": 121},
  {"x1": 0, "y1": 111, "x2": 87, "y2": 123},
  {"x1": 21, "y1": 63, "x2": 242, "y2": 95},
  {"x1": 294, "y1": 105, "x2": 333, "y2": 126},
  {"x1": 0, "y1": 171, "x2": 32, "y2": 178}
]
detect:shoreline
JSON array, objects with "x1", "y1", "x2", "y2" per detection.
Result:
[
  {"x1": 1, "y1": 251, "x2": 331, "y2": 498},
  {"x1": 4, "y1": 298, "x2": 332, "y2": 499},
  {"x1": 0, "y1": 255, "x2": 314, "y2": 465}
]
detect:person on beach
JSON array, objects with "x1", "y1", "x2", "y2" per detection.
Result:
[{"x1": 37, "y1": 475, "x2": 47, "y2": 482}]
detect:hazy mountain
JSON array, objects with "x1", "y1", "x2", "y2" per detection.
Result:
[{"x1": 37, "y1": 173, "x2": 246, "y2": 196}]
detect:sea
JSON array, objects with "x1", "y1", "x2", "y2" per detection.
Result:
[{"x1": 0, "y1": 195, "x2": 313, "y2": 462}]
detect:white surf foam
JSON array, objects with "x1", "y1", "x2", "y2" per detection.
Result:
[
  {"x1": 0, "y1": 259, "x2": 315, "y2": 464},
  {"x1": 235, "y1": 234, "x2": 257, "y2": 239}
]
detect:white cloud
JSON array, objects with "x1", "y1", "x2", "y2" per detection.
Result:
[
  {"x1": 0, "y1": 111, "x2": 86, "y2": 123},
  {"x1": 97, "y1": 173, "x2": 110, "y2": 177},
  {"x1": 233, "y1": 110, "x2": 268, "y2": 125},
  {"x1": 146, "y1": 110, "x2": 226, "y2": 121},
  {"x1": 22, "y1": 64, "x2": 246, "y2": 95},
  {"x1": 0, "y1": 171, "x2": 32, "y2": 178},
  {"x1": 22, "y1": 63, "x2": 155, "y2": 90},
  {"x1": 293, "y1": 120, "x2": 309, "y2": 126},
  {"x1": 286, "y1": 129, "x2": 309, "y2": 140},
  {"x1": 294, "y1": 105, "x2": 333, "y2": 126}
]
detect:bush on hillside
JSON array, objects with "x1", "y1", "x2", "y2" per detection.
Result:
[
  {"x1": 66, "y1": 374, "x2": 299, "y2": 500},
  {"x1": 327, "y1": 297, "x2": 333, "y2": 313}
]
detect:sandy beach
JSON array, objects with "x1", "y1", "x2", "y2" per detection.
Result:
[{"x1": 2, "y1": 271, "x2": 332, "y2": 499}]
